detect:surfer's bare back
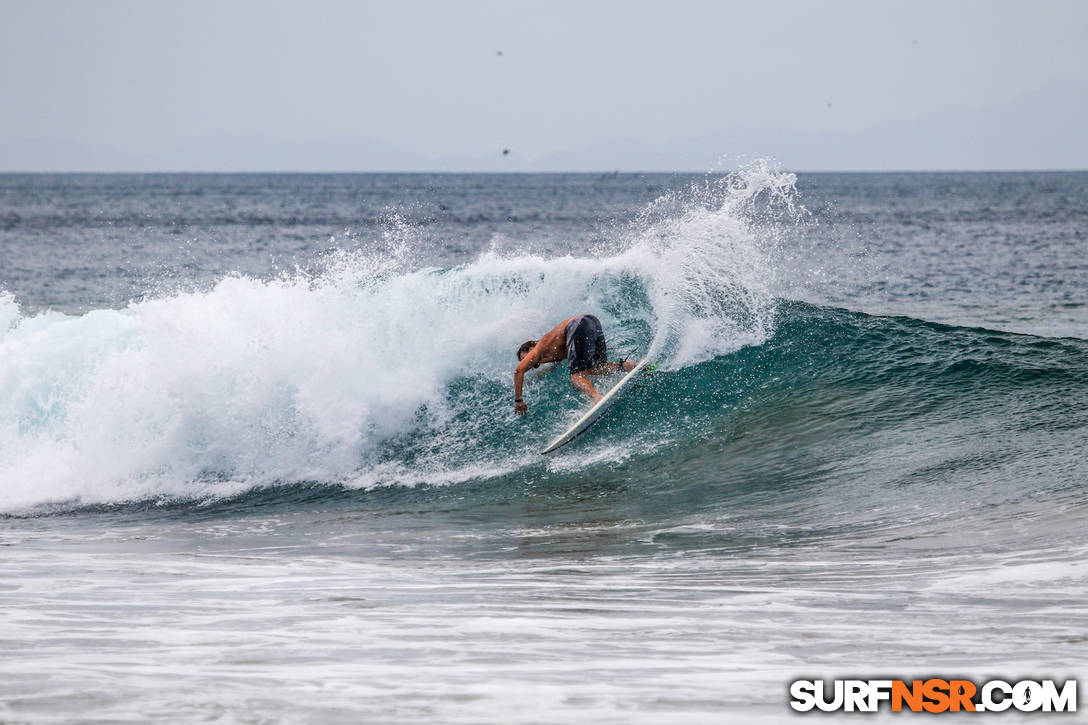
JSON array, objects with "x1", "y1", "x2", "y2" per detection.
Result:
[{"x1": 513, "y1": 314, "x2": 636, "y2": 415}]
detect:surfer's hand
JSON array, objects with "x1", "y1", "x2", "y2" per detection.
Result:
[{"x1": 515, "y1": 400, "x2": 528, "y2": 416}]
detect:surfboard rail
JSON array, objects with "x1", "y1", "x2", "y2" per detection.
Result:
[{"x1": 540, "y1": 359, "x2": 650, "y2": 455}]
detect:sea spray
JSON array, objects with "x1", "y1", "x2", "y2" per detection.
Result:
[
  {"x1": 0, "y1": 164, "x2": 800, "y2": 512},
  {"x1": 611, "y1": 159, "x2": 803, "y2": 367}
]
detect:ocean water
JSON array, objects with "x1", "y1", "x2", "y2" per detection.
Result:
[{"x1": 1, "y1": 168, "x2": 1086, "y2": 723}]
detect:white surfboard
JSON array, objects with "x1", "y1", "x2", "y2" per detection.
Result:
[{"x1": 541, "y1": 359, "x2": 651, "y2": 455}]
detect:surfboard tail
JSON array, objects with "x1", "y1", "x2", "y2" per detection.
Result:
[{"x1": 540, "y1": 359, "x2": 650, "y2": 454}]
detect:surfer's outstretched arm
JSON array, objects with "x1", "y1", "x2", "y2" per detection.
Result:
[
  {"x1": 514, "y1": 351, "x2": 542, "y2": 415},
  {"x1": 513, "y1": 323, "x2": 571, "y2": 415},
  {"x1": 513, "y1": 367, "x2": 528, "y2": 415}
]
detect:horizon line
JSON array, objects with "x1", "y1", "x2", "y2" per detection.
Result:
[{"x1": 2, "y1": 168, "x2": 1087, "y2": 175}]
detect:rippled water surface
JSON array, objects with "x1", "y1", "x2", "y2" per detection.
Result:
[{"x1": 1, "y1": 170, "x2": 1085, "y2": 722}]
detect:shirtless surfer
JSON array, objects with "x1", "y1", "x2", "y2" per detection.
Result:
[{"x1": 513, "y1": 314, "x2": 636, "y2": 415}]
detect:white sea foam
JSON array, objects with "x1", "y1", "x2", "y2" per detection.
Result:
[{"x1": 0, "y1": 164, "x2": 799, "y2": 512}]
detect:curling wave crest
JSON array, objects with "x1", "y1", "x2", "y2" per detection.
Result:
[{"x1": 0, "y1": 164, "x2": 798, "y2": 512}]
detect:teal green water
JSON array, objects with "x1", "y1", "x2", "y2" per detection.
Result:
[{"x1": 1, "y1": 171, "x2": 1086, "y2": 723}]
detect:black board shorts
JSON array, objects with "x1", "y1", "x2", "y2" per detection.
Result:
[{"x1": 565, "y1": 314, "x2": 607, "y2": 375}]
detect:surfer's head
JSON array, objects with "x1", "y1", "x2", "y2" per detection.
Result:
[{"x1": 517, "y1": 340, "x2": 537, "y2": 361}]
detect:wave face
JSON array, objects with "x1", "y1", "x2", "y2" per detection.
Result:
[
  {"x1": 0, "y1": 165, "x2": 799, "y2": 513},
  {"x1": 2, "y1": 166, "x2": 1086, "y2": 544}
]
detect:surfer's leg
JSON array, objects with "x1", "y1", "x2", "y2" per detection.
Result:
[
  {"x1": 584, "y1": 360, "x2": 635, "y2": 376},
  {"x1": 592, "y1": 324, "x2": 607, "y2": 367},
  {"x1": 584, "y1": 318, "x2": 634, "y2": 373},
  {"x1": 570, "y1": 372, "x2": 602, "y2": 402},
  {"x1": 568, "y1": 318, "x2": 604, "y2": 401},
  {"x1": 567, "y1": 317, "x2": 600, "y2": 377}
]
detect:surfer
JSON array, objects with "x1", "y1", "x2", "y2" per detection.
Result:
[{"x1": 514, "y1": 314, "x2": 636, "y2": 415}]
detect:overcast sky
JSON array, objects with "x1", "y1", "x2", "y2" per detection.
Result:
[{"x1": 2, "y1": 0, "x2": 1086, "y2": 171}]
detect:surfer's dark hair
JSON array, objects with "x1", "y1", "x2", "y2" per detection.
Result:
[{"x1": 517, "y1": 340, "x2": 537, "y2": 360}]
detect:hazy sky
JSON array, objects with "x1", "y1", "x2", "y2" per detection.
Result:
[{"x1": 2, "y1": 0, "x2": 1086, "y2": 171}]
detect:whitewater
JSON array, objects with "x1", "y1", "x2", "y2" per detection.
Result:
[
  {"x1": 0, "y1": 166, "x2": 786, "y2": 512},
  {"x1": 1, "y1": 168, "x2": 1086, "y2": 723}
]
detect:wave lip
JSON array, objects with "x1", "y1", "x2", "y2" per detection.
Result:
[{"x1": 0, "y1": 165, "x2": 798, "y2": 514}]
